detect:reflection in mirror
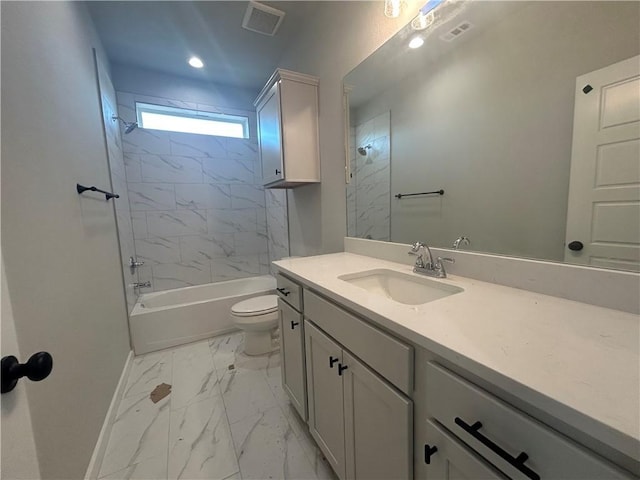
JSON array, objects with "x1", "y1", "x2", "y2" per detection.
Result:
[{"x1": 345, "y1": 1, "x2": 640, "y2": 272}]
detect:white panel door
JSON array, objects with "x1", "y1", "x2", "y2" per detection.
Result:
[
  {"x1": 257, "y1": 82, "x2": 284, "y2": 185},
  {"x1": 565, "y1": 55, "x2": 640, "y2": 271},
  {"x1": 278, "y1": 299, "x2": 307, "y2": 420},
  {"x1": 305, "y1": 320, "x2": 346, "y2": 479},
  {"x1": 342, "y1": 351, "x2": 412, "y2": 480}
]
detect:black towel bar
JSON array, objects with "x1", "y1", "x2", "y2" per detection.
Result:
[
  {"x1": 77, "y1": 183, "x2": 119, "y2": 201},
  {"x1": 395, "y1": 189, "x2": 444, "y2": 199}
]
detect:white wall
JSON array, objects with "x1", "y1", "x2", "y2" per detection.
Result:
[
  {"x1": 1, "y1": 3, "x2": 131, "y2": 478},
  {"x1": 278, "y1": 0, "x2": 423, "y2": 255},
  {"x1": 112, "y1": 64, "x2": 258, "y2": 112},
  {"x1": 353, "y1": 1, "x2": 640, "y2": 261}
]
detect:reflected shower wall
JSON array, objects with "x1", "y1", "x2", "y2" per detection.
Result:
[{"x1": 347, "y1": 111, "x2": 391, "y2": 241}]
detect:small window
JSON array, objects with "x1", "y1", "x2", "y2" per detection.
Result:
[{"x1": 135, "y1": 102, "x2": 249, "y2": 139}]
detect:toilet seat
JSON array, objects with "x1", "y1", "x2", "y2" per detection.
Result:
[{"x1": 231, "y1": 294, "x2": 278, "y2": 317}]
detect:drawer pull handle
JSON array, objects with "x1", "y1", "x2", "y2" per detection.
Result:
[
  {"x1": 454, "y1": 417, "x2": 540, "y2": 480},
  {"x1": 329, "y1": 356, "x2": 339, "y2": 368},
  {"x1": 338, "y1": 364, "x2": 349, "y2": 376},
  {"x1": 424, "y1": 444, "x2": 438, "y2": 464},
  {"x1": 276, "y1": 287, "x2": 290, "y2": 296},
  {"x1": 290, "y1": 320, "x2": 299, "y2": 329}
]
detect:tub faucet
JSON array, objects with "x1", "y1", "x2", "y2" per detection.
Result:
[
  {"x1": 408, "y1": 241, "x2": 455, "y2": 278},
  {"x1": 131, "y1": 281, "x2": 151, "y2": 290}
]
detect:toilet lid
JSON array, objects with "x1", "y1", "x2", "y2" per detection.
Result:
[{"x1": 231, "y1": 295, "x2": 278, "y2": 316}]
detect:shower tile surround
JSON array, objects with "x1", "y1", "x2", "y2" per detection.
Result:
[
  {"x1": 116, "y1": 91, "x2": 290, "y2": 292},
  {"x1": 347, "y1": 112, "x2": 391, "y2": 241},
  {"x1": 97, "y1": 334, "x2": 335, "y2": 480}
]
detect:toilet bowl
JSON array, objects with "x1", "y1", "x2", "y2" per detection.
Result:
[{"x1": 230, "y1": 294, "x2": 279, "y2": 355}]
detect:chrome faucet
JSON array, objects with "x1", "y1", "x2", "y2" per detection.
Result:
[
  {"x1": 408, "y1": 241, "x2": 455, "y2": 278},
  {"x1": 452, "y1": 236, "x2": 471, "y2": 250}
]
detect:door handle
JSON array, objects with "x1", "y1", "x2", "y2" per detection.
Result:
[
  {"x1": 338, "y1": 363, "x2": 349, "y2": 376},
  {"x1": 568, "y1": 241, "x2": 584, "y2": 251},
  {"x1": 290, "y1": 320, "x2": 299, "y2": 329},
  {"x1": 329, "y1": 356, "x2": 339, "y2": 368},
  {"x1": 276, "y1": 287, "x2": 290, "y2": 296},
  {"x1": 424, "y1": 444, "x2": 438, "y2": 464},
  {"x1": 2, "y1": 352, "x2": 53, "y2": 394},
  {"x1": 275, "y1": 169, "x2": 282, "y2": 175}
]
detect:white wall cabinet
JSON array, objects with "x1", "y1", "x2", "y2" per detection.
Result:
[
  {"x1": 255, "y1": 69, "x2": 320, "y2": 188},
  {"x1": 305, "y1": 320, "x2": 412, "y2": 480}
]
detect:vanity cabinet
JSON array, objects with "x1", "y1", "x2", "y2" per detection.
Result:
[
  {"x1": 303, "y1": 291, "x2": 413, "y2": 480},
  {"x1": 276, "y1": 273, "x2": 307, "y2": 420},
  {"x1": 254, "y1": 69, "x2": 320, "y2": 188}
]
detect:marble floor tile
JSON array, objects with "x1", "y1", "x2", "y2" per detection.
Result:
[
  {"x1": 209, "y1": 333, "x2": 244, "y2": 371},
  {"x1": 219, "y1": 369, "x2": 278, "y2": 424},
  {"x1": 230, "y1": 406, "x2": 318, "y2": 480},
  {"x1": 171, "y1": 340, "x2": 219, "y2": 410},
  {"x1": 99, "y1": 455, "x2": 167, "y2": 480},
  {"x1": 168, "y1": 395, "x2": 239, "y2": 480},
  {"x1": 98, "y1": 392, "x2": 170, "y2": 478},
  {"x1": 123, "y1": 350, "x2": 172, "y2": 398}
]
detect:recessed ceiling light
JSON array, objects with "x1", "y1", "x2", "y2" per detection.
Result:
[
  {"x1": 188, "y1": 56, "x2": 204, "y2": 69},
  {"x1": 409, "y1": 37, "x2": 425, "y2": 49}
]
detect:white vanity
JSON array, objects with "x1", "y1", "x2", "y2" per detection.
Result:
[{"x1": 273, "y1": 250, "x2": 639, "y2": 480}]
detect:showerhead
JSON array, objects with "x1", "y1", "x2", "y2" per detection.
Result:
[
  {"x1": 357, "y1": 144, "x2": 372, "y2": 156},
  {"x1": 124, "y1": 122, "x2": 138, "y2": 134},
  {"x1": 112, "y1": 115, "x2": 138, "y2": 135}
]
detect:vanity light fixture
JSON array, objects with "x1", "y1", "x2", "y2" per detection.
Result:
[
  {"x1": 409, "y1": 36, "x2": 425, "y2": 49},
  {"x1": 384, "y1": 0, "x2": 402, "y2": 18},
  {"x1": 188, "y1": 56, "x2": 204, "y2": 69},
  {"x1": 412, "y1": 0, "x2": 444, "y2": 30}
]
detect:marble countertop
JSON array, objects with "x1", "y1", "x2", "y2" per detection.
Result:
[{"x1": 273, "y1": 252, "x2": 639, "y2": 461}]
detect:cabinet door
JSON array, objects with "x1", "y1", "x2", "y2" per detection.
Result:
[
  {"x1": 424, "y1": 420, "x2": 508, "y2": 480},
  {"x1": 257, "y1": 81, "x2": 284, "y2": 185},
  {"x1": 342, "y1": 351, "x2": 413, "y2": 480},
  {"x1": 278, "y1": 299, "x2": 307, "y2": 420},
  {"x1": 305, "y1": 320, "x2": 346, "y2": 479}
]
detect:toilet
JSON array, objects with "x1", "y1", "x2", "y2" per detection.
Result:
[{"x1": 230, "y1": 294, "x2": 279, "y2": 355}]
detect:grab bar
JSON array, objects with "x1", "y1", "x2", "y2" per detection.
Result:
[
  {"x1": 394, "y1": 189, "x2": 444, "y2": 199},
  {"x1": 77, "y1": 183, "x2": 119, "y2": 201}
]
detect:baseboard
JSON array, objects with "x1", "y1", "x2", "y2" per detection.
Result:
[{"x1": 84, "y1": 350, "x2": 134, "y2": 480}]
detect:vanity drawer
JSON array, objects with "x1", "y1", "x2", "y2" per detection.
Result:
[
  {"x1": 304, "y1": 289, "x2": 413, "y2": 395},
  {"x1": 426, "y1": 363, "x2": 631, "y2": 479},
  {"x1": 276, "y1": 273, "x2": 302, "y2": 311}
]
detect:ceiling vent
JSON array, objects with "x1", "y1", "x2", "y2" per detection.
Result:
[
  {"x1": 440, "y1": 21, "x2": 474, "y2": 42},
  {"x1": 242, "y1": 1, "x2": 286, "y2": 36}
]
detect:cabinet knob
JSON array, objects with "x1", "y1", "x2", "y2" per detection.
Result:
[
  {"x1": 290, "y1": 320, "x2": 300, "y2": 329},
  {"x1": 329, "y1": 356, "x2": 339, "y2": 368},
  {"x1": 338, "y1": 363, "x2": 349, "y2": 376},
  {"x1": 424, "y1": 444, "x2": 438, "y2": 464}
]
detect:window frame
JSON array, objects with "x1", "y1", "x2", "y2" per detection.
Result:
[{"x1": 135, "y1": 102, "x2": 250, "y2": 139}]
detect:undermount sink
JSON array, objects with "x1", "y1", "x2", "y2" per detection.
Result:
[{"x1": 338, "y1": 269, "x2": 464, "y2": 305}]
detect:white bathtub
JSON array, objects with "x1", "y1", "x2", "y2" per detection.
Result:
[{"x1": 130, "y1": 275, "x2": 276, "y2": 355}]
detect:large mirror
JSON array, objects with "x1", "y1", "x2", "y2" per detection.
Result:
[{"x1": 345, "y1": 1, "x2": 639, "y2": 272}]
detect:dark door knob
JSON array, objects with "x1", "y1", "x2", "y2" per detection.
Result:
[
  {"x1": 1, "y1": 352, "x2": 53, "y2": 394},
  {"x1": 568, "y1": 241, "x2": 584, "y2": 251}
]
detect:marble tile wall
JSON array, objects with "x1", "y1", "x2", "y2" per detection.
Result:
[
  {"x1": 265, "y1": 189, "x2": 290, "y2": 274},
  {"x1": 98, "y1": 74, "x2": 138, "y2": 314},
  {"x1": 116, "y1": 91, "x2": 276, "y2": 292},
  {"x1": 350, "y1": 112, "x2": 391, "y2": 241},
  {"x1": 346, "y1": 126, "x2": 357, "y2": 237}
]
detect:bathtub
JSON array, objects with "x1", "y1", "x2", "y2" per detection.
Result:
[{"x1": 129, "y1": 275, "x2": 276, "y2": 355}]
